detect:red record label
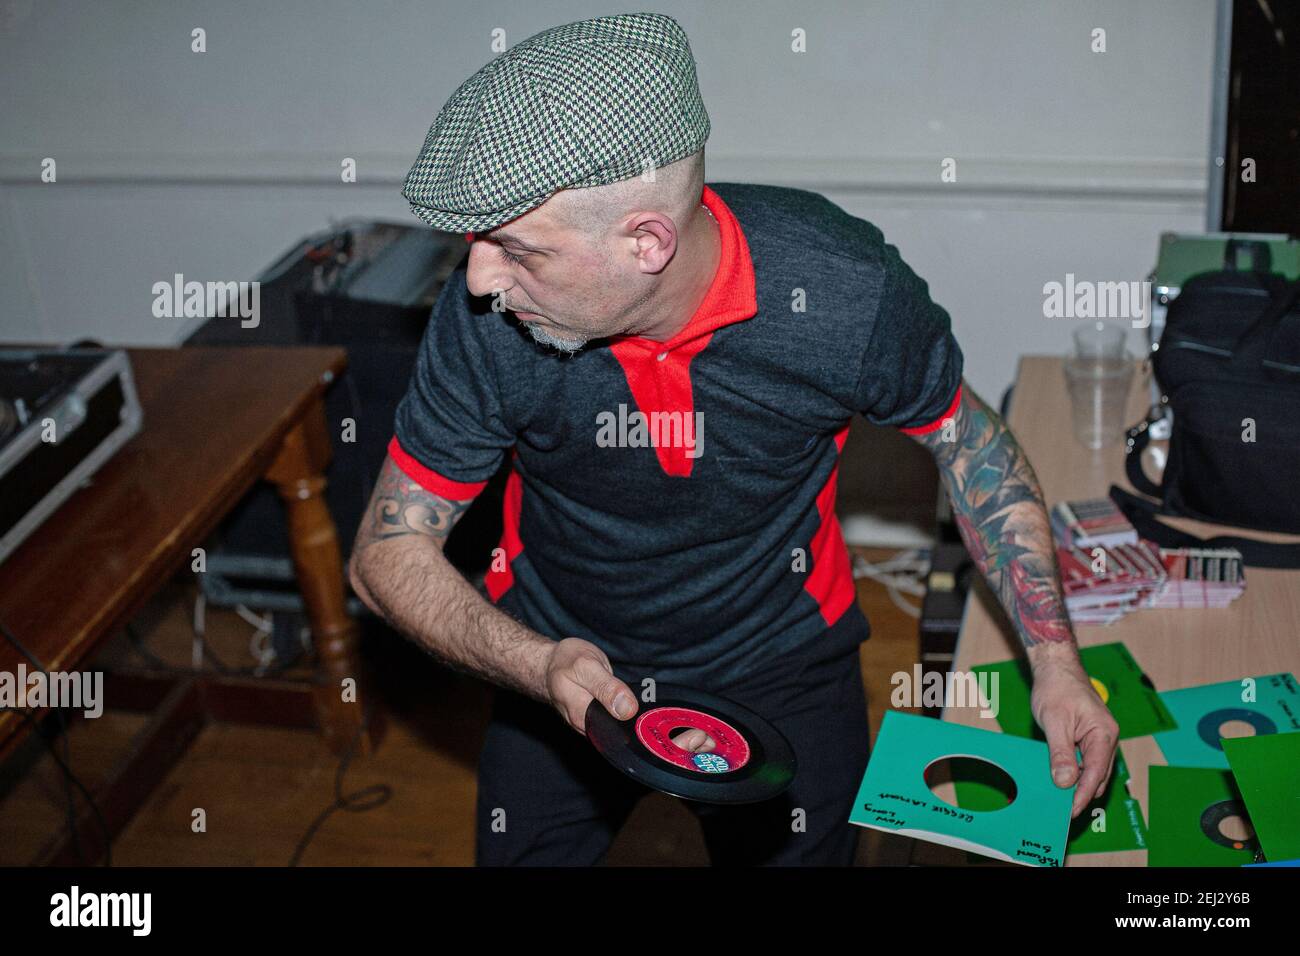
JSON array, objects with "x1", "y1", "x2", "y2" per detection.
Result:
[{"x1": 634, "y1": 705, "x2": 751, "y2": 773}]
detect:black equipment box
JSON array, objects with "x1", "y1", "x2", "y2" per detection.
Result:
[{"x1": 0, "y1": 348, "x2": 143, "y2": 565}]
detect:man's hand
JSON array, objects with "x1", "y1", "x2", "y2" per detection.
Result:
[
  {"x1": 1029, "y1": 648, "x2": 1119, "y2": 818},
  {"x1": 546, "y1": 638, "x2": 638, "y2": 734}
]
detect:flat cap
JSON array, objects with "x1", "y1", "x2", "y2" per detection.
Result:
[{"x1": 402, "y1": 13, "x2": 710, "y2": 234}]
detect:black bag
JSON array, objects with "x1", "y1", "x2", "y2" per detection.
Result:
[{"x1": 1111, "y1": 258, "x2": 1300, "y2": 568}]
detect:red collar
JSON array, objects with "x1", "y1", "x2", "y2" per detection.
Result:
[{"x1": 612, "y1": 185, "x2": 757, "y2": 352}]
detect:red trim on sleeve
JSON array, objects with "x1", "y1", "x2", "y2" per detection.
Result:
[
  {"x1": 898, "y1": 383, "x2": 963, "y2": 436},
  {"x1": 387, "y1": 436, "x2": 487, "y2": 499}
]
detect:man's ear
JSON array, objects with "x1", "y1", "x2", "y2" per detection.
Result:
[{"x1": 627, "y1": 213, "x2": 677, "y2": 274}]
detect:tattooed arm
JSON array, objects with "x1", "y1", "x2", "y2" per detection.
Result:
[
  {"x1": 348, "y1": 456, "x2": 636, "y2": 733},
  {"x1": 910, "y1": 385, "x2": 1073, "y2": 652},
  {"x1": 907, "y1": 383, "x2": 1118, "y2": 816}
]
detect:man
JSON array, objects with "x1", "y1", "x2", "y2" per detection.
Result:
[{"x1": 349, "y1": 13, "x2": 1118, "y2": 866}]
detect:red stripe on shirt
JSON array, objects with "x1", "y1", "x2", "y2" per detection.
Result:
[
  {"x1": 485, "y1": 467, "x2": 524, "y2": 602},
  {"x1": 387, "y1": 435, "x2": 488, "y2": 499},
  {"x1": 803, "y1": 423, "x2": 857, "y2": 627},
  {"x1": 898, "y1": 383, "x2": 963, "y2": 436}
]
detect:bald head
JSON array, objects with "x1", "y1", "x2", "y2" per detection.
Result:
[{"x1": 548, "y1": 149, "x2": 706, "y2": 244}]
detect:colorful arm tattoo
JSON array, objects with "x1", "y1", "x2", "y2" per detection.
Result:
[{"x1": 909, "y1": 384, "x2": 1075, "y2": 649}]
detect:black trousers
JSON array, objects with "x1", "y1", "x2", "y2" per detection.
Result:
[{"x1": 474, "y1": 639, "x2": 870, "y2": 866}]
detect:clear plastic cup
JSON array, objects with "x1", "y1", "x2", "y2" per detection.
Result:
[
  {"x1": 1071, "y1": 321, "x2": 1128, "y2": 361},
  {"x1": 1063, "y1": 322, "x2": 1133, "y2": 449}
]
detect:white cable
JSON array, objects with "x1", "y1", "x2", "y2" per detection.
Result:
[
  {"x1": 235, "y1": 604, "x2": 273, "y2": 633},
  {"x1": 191, "y1": 586, "x2": 282, "y2": 673},
  {"x1": 852, "y1": 549, "x2": 928, "y2": 619},
  {"x1": 852, "y1": 550, "x2": 928, "y2": 592},
  {"x1": 249, "y1": 629, "x2": 275, "y2": 675},
  {"x1": 885, "y1": 585, "x2": 923, "y2": 619},
  {"x1": 236, "y1": 604, "x2": 276, "y2": 675}
]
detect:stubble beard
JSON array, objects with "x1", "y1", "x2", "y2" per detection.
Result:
[{"x1": 525, "y1": 321, "x2": 588, "y2": 353}]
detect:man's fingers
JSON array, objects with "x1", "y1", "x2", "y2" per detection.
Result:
[
  {"x1": 1071, "y1": 761, "x2": 1105, "y2": 818},
  {"x1": 671, "y1": 729, "x2": 715, "y2": 752},
  {"x1": 1093, "y1": 762, "x2": 1115, "y2": 801},
  {"x1": 1042, "y1": 718, "x2": 1079, "y2": 789},
  {"x1": 604, "y1": 681, "x2": 636, "y2": 719},
  {"x1": 570, "y1": 654, "x2": 635, "y2": 720},
  {"x1": 1078, "y1": 726, "x2": 1117, "y2": 809}
]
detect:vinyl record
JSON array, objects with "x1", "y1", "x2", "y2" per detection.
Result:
[{"x1": 585, "y1": 685, "x2": 796, "y2": 804}]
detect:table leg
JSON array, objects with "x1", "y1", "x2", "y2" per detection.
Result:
[{"x1": 266, "y1": 397, "x2": 384, "y2": 756}]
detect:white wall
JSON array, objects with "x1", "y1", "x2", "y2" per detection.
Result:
[{"x1": 0, "y1": 0, "x2": 1216, "y2": 398}]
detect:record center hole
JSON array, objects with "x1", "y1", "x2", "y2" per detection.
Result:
[
  {"x1": 1217, "y1": 719, "x2": 1257, "y2": 740},
  {"x1": 1217, "y1": 813, "x2": 1254, "y2": 844},
  {"x1": 924, "y1": 756, "x2": 1017, "y2": 811},
  {"x1": 669, "y1": 726, "x2": 717, "y2": 754}
]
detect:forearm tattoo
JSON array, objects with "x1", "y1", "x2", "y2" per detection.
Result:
[
  {"x1": 913, "y1": 386, "x2": 1074, "y2": 649},
  {"x1": 355, "y1": 457, "x2": 472, "y2": 551}
]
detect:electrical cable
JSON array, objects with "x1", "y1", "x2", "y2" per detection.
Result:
[
  {"x1": 851, "y1": 549, "x2": 929, "y2": 619},
  {"x1": 288, "y1": 699, "x2": 391, "y2": 866},
  {"x1": 188, "y1": 589, "x2": 303, "y2": 678}
]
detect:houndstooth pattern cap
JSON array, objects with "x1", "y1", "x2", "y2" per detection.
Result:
[{"x1": 402, "y1": 13, "x2": 710, "y2": 234}]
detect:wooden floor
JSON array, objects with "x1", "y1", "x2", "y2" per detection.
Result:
[{"x1": 0, "y1": 547, "x2": 928, "y2": 866}]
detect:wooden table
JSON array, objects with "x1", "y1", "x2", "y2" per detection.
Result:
[
  {"x1": 0, "y1": 346, "x2": 384, "y2": 864},
  {"x1": 945, "y1": 356, "x2": 1300, "y2": 866}
]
